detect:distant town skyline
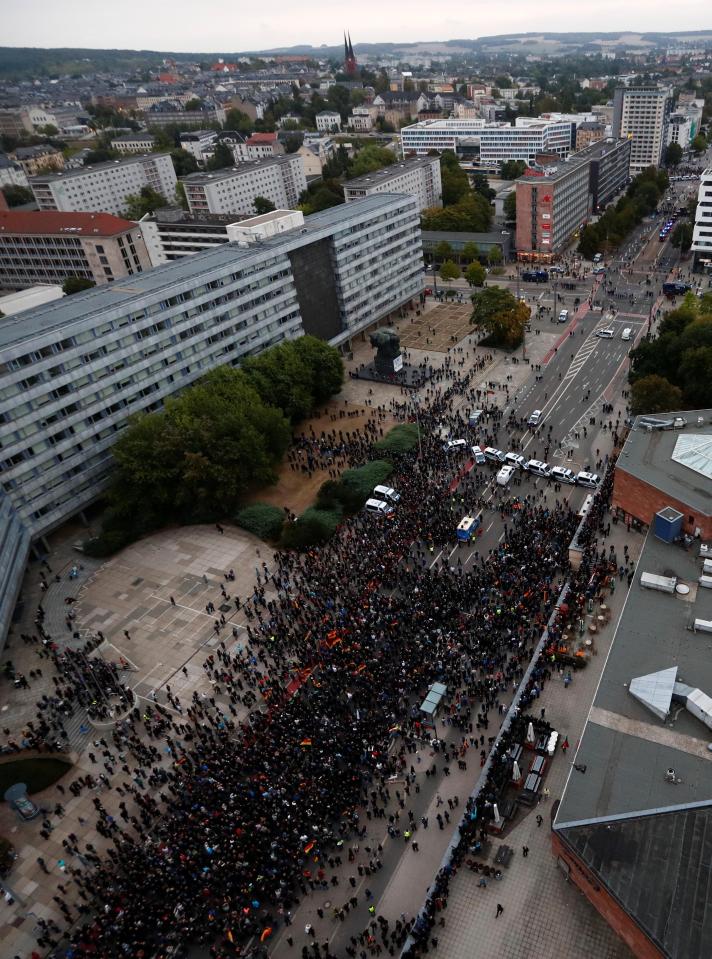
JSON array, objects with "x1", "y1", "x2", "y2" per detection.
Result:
[{"x1": 2, "y1": 1, "x2": 711, "y2": 54}]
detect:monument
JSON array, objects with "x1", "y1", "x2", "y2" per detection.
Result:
[{"x1": 370, "y1": 328, "x2": 403, "y2": 375}]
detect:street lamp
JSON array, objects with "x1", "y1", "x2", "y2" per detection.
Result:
[{"x1": 427, "y1": 262, "x2": 438, "y2": 298}]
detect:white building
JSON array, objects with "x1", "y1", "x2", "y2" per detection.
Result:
[
  {"x1": 316, "y1": 111, "x2": 342, "y2": 133},
  {"x1": 0, "y1": 154, "x2": 30, "y2": 190},
  {"x1": 111, "y1": 133, "x2": 158, "y2": 154},
  {"x1": 612, "y1": 86, "x2": 672, "y2": 174},
  {"x1": 343, "y1": 156, "x2": 442, "y2": 211},
  {"x1": 691, "y1": 167, "x2": 712, "y2": 271},
  {"x1": 296, "y1": 137, "x2": 336, "y2": 176},
  {"x1": 400, "y1": 119, "x2": 487, "y2": 155},
  {"x1": 181, "y1": 155, "x2": 307, "y2": 216},
  {"x1": 179, "y1": 130, "x2": 218, "y2": 163},
  {"x1": 29, "y1": 155, "x2": 178, "y2": 216},
  {"x1": 478, "y1": 119, "x2": 575, "y2": 167},
  {"x1": 227, "y1": 209, "x2": 304, "y2": 244},
  {"x1": 349, "y1": 108, "x2": 373, "y2": 133}
]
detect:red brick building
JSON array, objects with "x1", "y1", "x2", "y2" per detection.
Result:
[{"x1": 613, "y1": 412, "x2": 712, "y2": 538}]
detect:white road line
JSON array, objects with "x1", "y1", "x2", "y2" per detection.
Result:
[{"x1": 429, "y1": 550, "x2": 443, "y2": 568}]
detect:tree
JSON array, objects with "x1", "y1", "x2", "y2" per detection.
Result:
[
  {"x1": 175, "y1": 181, "x2": 188, "y2": 211},
  {"x1": 433, "y1": 241, "x2": 453, "y2": 262},
  {"x1": 678, "y1": 346, "x2": 712, "y2": 407},
  {"x1": 439, "y1": 150, "x2": 470, "y2": 205},
  {"x1": 465, "y1": 261, "x2": 486, "y2": 287},
  {"x1": 664, "y1": 142, "x2": 683, "y2": 167},
  {"x1": 487, "y1": 245, "x2": 503, "y2": 266},
  {"x1": 224, "y1": 108, "x2": 253, "y2": 134},
  {"x1": 84, "y1": 147, "x2": 115, "y2": 165},
  {"x1": 207, "y1": 141, "x2": 234, "y2": 171},
  {"x1": 461, "y1": 241, "x2": 480, "y2": 263},
  {"x1": 62, "y1": 276, "x2": 95, "y2": 295},
  {"x1": 670, "y1": 222, "x2": 693, "y2": 252},
  {"x1": 254, "y1": 196, "x2": 276, "y2": 215},
  {"x1": 472, "y1": 173, "x2": 495, "y2": 202},
  {"x1": 503, "y1": 190, "x2": 517, "y2": 224},
  {"x1": 692, "y1": 133, "x2": 708, "y2": 154},
  {"x1": 439, "y1": 260, "x2": 461, "y2": 281},
  {"x1": 124, "y1": 187, "x2": 166, "y2": 219},
  {"x1": 630, "y1": 375, "x2": 683, "y2": 415},
  {"x1": 422, "y1": 193, "x2": 492, "y2": 233},
  {"x1": 170, "y1": 148, "x2": 198, "y2": 176},
  {"x1": 348, "y1": 145, "x2": 395, "y2": 178},
  {"x1": 470, "y1": 286, "x2": 528, "y2": 349},
  {"x1": 184, "y1": 98, "x2": 203, "y2": 111},
  {"x1": 500, "y1": 160, "x2": 527, "y2": 180},
  {"x1": 1, "y1": 185, "x2": 33, "y2": 207}
]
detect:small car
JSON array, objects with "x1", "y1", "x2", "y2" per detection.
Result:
[
  {"x1": 468, "y1": 410, "x2": 484, "y2": 426},
  {"x1": 471, "y1": 445, "x2": 486, "y2": 465},
  {"x1": 528, "y1": 409, "x2": 543, "y2": 427},
  {"x1": 595, "y1": 328, "x2": 615, "y2": 338}
]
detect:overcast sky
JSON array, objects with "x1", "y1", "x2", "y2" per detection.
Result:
[{"x1": 2, "y1": 0, "x2": 710, "y2": 52}]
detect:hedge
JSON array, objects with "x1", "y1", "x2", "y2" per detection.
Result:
[
  {"x1": 235, "y1": 503, "x2": 285, "y2": 542},
  {"x1": 374, "y1": 423, "x2": 421, "y2": 454},
  {"x1": 281, "y1": 506, "x2": 342, "y2": 549}
]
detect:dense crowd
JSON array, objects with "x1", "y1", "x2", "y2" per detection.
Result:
[{"x1": 3, "y1": 354, "x2": 625, "y2": 959}]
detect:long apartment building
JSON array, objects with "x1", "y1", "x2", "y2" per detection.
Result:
[
  {"x1": 691, "y1": 167, "x2": 712, "y2": 273},
  {"x1": 515, "y1": 156, "x2": 592, "y2": 255},
  {"x1": 0, "y1": 193, "x2": 423, "y2": 648},
  {"x1": 30, "y1": 154, "x2": 178, "y2": 217},
  {"x1": 400, "y1": 118, "x2": 486, "y2": 155},
  {"x1": 181, "y1": 155, "x2": 307, "y2": 216},
  {"x1": 478, "y1": 119, "x2": 575, "y2": 167},
  {"x1": 343, "y1": 156, "x2": 442, "y2": 211},
  {"x1": 0, "y1": 211, "x2": 151, "y2": 289},
  {"x1": 612, "y1": 86, "x2": 672, "y2": 174}
]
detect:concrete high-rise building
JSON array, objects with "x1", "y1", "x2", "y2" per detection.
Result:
[
  {"x1": 515, "y1": 157, "x2": 591, "y2": 255},
  {"x1": 180, "y1": 156, "x2": 307, "y2": 216},
  {"x1": 0, "y1": 211, "x2": 151, "y2": 289},
  {"x1": 0, "y1": 193, "x2": 423, "y2": 648},
  {"x1": 29, "y1": 155, "x2": 177, "y2": 216},
  {"x1": 691, "y1": 167, "x2": 712, "y2": 273},
  {"x1": 612, "y1": 86, "x2": 672, "y2": 174},
  {"x1": 343, "y1": 157, "x2": 442, "y2": 211}
]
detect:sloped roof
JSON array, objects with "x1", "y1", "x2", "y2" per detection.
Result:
[
  {"x1": 558, "y1": 804, "x2": 712, "y2": 959},
  {"x1": 0, "y1": 211, "x2": 138, "y2": 236},
  {"x1": 672, "y1": 434, "x2": 712, "y2": 482}
]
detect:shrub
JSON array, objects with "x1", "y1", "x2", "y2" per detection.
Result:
[
  {"x1": 374, "y1": 423, "x2": 421, "y2": 454},
  {"x1": 281, "y1": 507, "x2": 342, "y2": 549},
  {"x1": 82, "y1": 530, "x2": 132, "y2": 557},
  {"x1": 235, "y1": 503, "x2": 285, "y2": 542}
]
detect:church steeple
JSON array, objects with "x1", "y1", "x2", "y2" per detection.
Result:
[{"x1": 344, "y1": 30, "x2": 358, "y2": 76}]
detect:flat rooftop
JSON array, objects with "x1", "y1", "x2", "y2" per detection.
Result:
[
  {"x1": 554, "y1": 532, "x2": 712, "y2": 958},
  {"x1": 181, "y1": 156, "x2": 292, "y2": 184},
  {"x1": 29, "y1": 154, "x2": 171, "y2": 182},
  {"x1": 345, "y1": 157, "x2": 437, "y2": 189},
  {"x1": 0, "y1": 193, "x2": 413, "y2": 351},
  {"x1": 617, "y1": 411, "x2": 712, "y2": 517}
]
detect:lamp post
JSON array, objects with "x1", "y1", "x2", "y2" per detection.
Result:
[{"x1": 427, "y1": 262, "x2": 438, "y2": 298}]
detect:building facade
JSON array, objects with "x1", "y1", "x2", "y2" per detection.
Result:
[
  {"x1": 110, "y1": 134, "x2": 158, "y2": 154},
  {"x1": 400, "y1": 118, "x2": 486, "y2": 155},
  {"x1": 14, "y1": 146, "x2": 65, "y2": 176},
  {"x1": 478, "y1": 119, "x2": 575, "y2": 168},
  {"x1": 0, "y1": 211, "x2": 151, "y2": 289},
  {"x1": 575, "y1": 121, "x2": 606, "y2": 151},
  {"x1": 316, "y1": 111, "x2": 341, "y2": 133},
  {"x1": 30, "y1": 155, "x2": 178, "y2": 217},
  {"x1": 691, "y1": 167, "x2": 712, "y2": 273},
  {"x1": 343, "y1": 156, "x2": 442, "y2": 211},
  {"x1": 181, "y1": 156, "x2": 307, "y2": 216},
  {"x1": 0, "y1": 153, "x2": 30, "y2": 191},
  {"x1": 612, "y1": 86, "x2": 672, "y2": 174},
  {"x1": 178, "y1": 130, "x2": 218, "y2": 163},
  {"x1": 0, "y1": 193, "x2": 423, "y2": 646},
  {"x1": 515, "y1": 158, "x2": 591, "y2": 254},
  {"x1": 579, "y1": 137, "x2": 632, "y2": 211}
]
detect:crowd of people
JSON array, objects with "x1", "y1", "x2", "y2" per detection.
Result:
[{"x1": 1, "y1": 344, "x2": 626, "y2": 959}]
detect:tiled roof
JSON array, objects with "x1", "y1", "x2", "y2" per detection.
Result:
[{"x1": 0, "y1": 211, "x2": 139, "y2": 236}]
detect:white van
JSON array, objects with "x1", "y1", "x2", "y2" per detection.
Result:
[
  {"x1": 496, "y1": 465, "x2": 515, "y2": 487},
  {"x1": 443, "y1": 438, "x2": 467, "y2": 453},
  {"x1": 468, "y1": 410, "x2": 484, "y2": 426},
  {"x1": 526, "y1": 459, "x2": 551, "y2": 478},
  {"x1": 484, "y1": 446, "x2": 506, "y2": 464},
  {"x1": 550, "y1": 466, "x2": 576, "y2": 485},
  {"x1": 621, "y1": 328, "x2": 632, "y2": 341},
  {"x1": 528, "y1": 409, "x2": 542, "y2": 427},
  {"x1": 471, "y1": 445, "x2": 486, "y2": 465},
  {"x1": 504, "y1": 452, "x2": 527, "y2": 470},
  {"x1": 558, "y1": 309, "x2": 569, "y2": 324},
  {"x1": 593, "y1": 253, "x2": 603, "y2": 263},
  {"x1": 364, "y1": 498, "x2": 394, "y2": 517},
  {"x1": 373, "y1": 485, "x2": 400, "y2": 506}
]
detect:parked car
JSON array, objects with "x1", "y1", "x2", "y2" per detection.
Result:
[
  {"x1": 471, "y1": 445, "x2": 486, "y2": 465},
  {"x1": 504, "y1": 452, "x2": 527, "y2": 470},
  {"x1": 575, "y1": 471, "x2": 601, "y2": 489},
  {"x1": 595, "y1": 328, "x2": 615, "y2": 338},
  {"x1": 528, "y1": 409, "x2": 543, "y2": 427},
  {"x1": 443, "y1": 438, "x2": 467, "y2": 453},
  {"x1": 550, "y1": 466, "x2": 576, "y2": 485}
]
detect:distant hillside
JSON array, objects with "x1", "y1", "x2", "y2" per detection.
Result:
[{"x1": 0, "y1": 30, "x2": 711, "y2": 79}]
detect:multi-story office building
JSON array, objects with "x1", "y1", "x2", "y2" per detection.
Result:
[
  {"x1": 181, "y1": 156, "x2": 307, "y2": 216},
  {"x1": 691, "y1": 167, "x2": 712, "y2": 273},
  {"x1": 400, "y1": 118, "x2": 486, "y2": 155},
  {"x1": 578, "y1": 136, "x2": 632, "y2": 211},
  {"x1": 612, "y1": 86, "x2": 672, "y2": 174},
  {"x1": 0, "y1": 193, "x2": 423, "y2": 647},
  {"x1": 110, "y1": 133, "x2": 158, "y2": 154},
  {"x1": 478, "y1": 119, "x2": 575, "y2": 167},
  {"x1": 30, "y1": 155, "x2": 178, "y2": 217},
  {"x1": 515, "y1": 157, "x2": 592, "y2": 255},
  {"x1": 0, "y1": 211, "x2": 151, "y2": 289},
  {"x1": 343, "y1": 156, "x2": 442, "y2": 211},
  {"x1": 666, "y1": 112, "x2": 694, "y2": 150}
]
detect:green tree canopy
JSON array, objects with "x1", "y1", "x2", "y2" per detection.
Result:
[
  {"x1": 439, "y1": 260, "x2": 461, "y2": 280},
  {"x1": 422, "y1": 192, "x2": 492, "y2": 233},
  {"x1": 461, "y1": 241, "x2": 480, "y2": 263},
  {"x1": 664, "y1": 142, "x2": 683, "y2": 167},
  {"x1": 170, "y1": 148, "x2": 198, "y2": 177},
  {"x1": 433, "y1": 240, "x2": 453, "y2": 262},
  {"x1": 472, "y1": 173, "x2": 495, "y2": 202},
  {"x1": 630, "y1": 375, "x2": 684, "y2": 415},
  {"x1": 465, "y1": 261, "x2": 486, "y2": 287},
  {"x1": 692, "y1": 133, "x2": 708, "y2": 153},
  {"x1": 224, "y1": 108, "x2": 254, "y2": 134},
  {"x1": 124, "y1": 187, "x2": 166, "y2": 219},
  {"x1": 184, "y1": 98, "x2": 203, "y2": 111},
  {"x1": 348, "y1": 145, "x2": 395, "y2": 178},
  {"x1": 207, "y1": 141, "x2": 234, "y2": 171},
  {"x1": 500, "y1": 160, "x2": 527, "y2": 180},
  {"x1": 487, "y1": 245, "x2": 503, "y2": 266},
  {"x1": 470, "y1": 286, "x2": 528, "y2": 349},
  {"x1": 670, "y1": 222, "x2": 693, "y2": 252},
  {"x1": 503, "y1": 190, "x2": 517, "y2": 224},
  {"x1": 62, "y1": 276, "x2": 95, "y2": 295},
  {"x1": 2, "y1": 184, "x2": 33, "y2": 207},
  {"x1": 254, "y1": 196, "x2": 276, "y2": 214},
  {"x1": 439, "y1": 150, "x2": 470, "y2": 205},
  {"x1": 677, "y1": 346, "x2": 712, "y2": 407}
]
